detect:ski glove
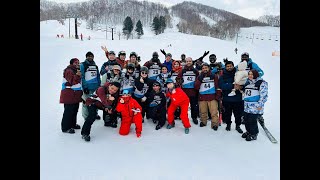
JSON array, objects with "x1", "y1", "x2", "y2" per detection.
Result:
[
  {"x1": 160, "y1": 49, "x2": 166, "y2": 56},
  {"x1": 202, "y1": 51, "x2": 210, "y2": 58}
]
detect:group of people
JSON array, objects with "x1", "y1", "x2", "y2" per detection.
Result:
[{"x1": 59, "y1": 46, "x2": 267, "y2": 142}]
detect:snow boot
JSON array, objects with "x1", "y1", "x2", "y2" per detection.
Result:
[
  {"x1": 236, "y1": 125, "x2": 243, "y2": 133},
  {"x1": 73, "y1": 124, "x2": 81, "y2": 129},
  {"x1": 225, "y1": 124, "x2": 231, "y2": 131},
  {"x1": 166, "y1": 123, "x2": 175, "y2": 129},
  {"x1": 245, "y1": 134, "x2": 257, "y2": 141},
  {"x1": 82, "y1": 134, "x2": 91, "y2": 142},
  {"x1": 185, "y1": 128, "x2": 189, "y2": 134},
  {"x1": 192, "y1": 118, "x2": 198, "y2": 125},
  {"x1": 242, "y1": 132, "x2": 249, "y2": 138},
  {"x1": 212, "y1": 126, "x2": 218, "y2": 131},
  {"x1": 155, "y1": 124, "x2": 162, "y2": 130},
  {"x1": 62, "y1": 128, "x2": 75, "y2": 134},
  {"x1": 199, "y1": 122, "x2": 206, "y2": 127}
]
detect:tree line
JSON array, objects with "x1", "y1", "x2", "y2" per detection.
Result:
[{"x1": 40, "y1": 0, "x2": 273, "y2": 41}]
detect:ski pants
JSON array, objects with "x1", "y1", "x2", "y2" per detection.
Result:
[
  {"x1": 199, "y1": 100, "x2": 219, "y2": 127},
  {"x1": 81, "y1": 104, "x2": 98, "y2": 136},
  {"x1": 167, "y1": 100, "x2": 191, "y2": 128},
  {"x1": 61, "y1": 103, "x2": 79, "y2": 131},
  {"x1": 222, "y1": 101, "x2": 244, "y2": 126},
  {"x1": 243, "y1": 112, "x2": 260, "y2": 135},
  {"x1": 189, "y1": 96, "x2": 199, "y2": 119},
  {"x1": 119, "y1": 113, "x2": 143, "y2": 136},
  {"x1": 82, "y1": 90, "x2": 98, "y2": 119},
  {"x1": 147, "y1": 106, "x2": 166, "y2": 127}
]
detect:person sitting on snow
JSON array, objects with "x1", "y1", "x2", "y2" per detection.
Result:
[{"x1": 116, "y1": 90, "x2": 143, "y2": 138}]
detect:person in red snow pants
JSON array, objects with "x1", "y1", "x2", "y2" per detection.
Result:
[
  {"x1": 116, "y1": 90, "x2": 143, "y2": 137},
  {"x1": 165, "y1": 78, "x2": 191, "y2": 131}
]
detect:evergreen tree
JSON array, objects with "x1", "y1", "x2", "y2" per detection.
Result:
[
  {"x1": 123, "y1": 16, "x2": 134, "y2": 40},
  {"x1": 135, "y1": 20, "x2": 144, "y2": 39},
  {"x1": 159, "y1": 16, "x2": 166, "y2": 33},
  {"x1": 152, "y1": 16, "x2": 160, "y2": 35}
]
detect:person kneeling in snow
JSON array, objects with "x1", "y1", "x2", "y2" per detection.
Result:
[
  {"x1": 116, "y1": 90, "x2": 143, "y2": 138},
  {"x1": 165, "y1": 78, "x2": 191, "y2": 134},
  {"x1": 145, "y1": 81, "x2": 167, "y2": 130}
]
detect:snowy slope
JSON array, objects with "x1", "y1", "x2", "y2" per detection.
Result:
[{"x1": 40, "y1": 19, "x2": 280, "y2": 180}]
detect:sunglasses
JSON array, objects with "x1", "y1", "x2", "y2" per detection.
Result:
[{"x1": 141, "y1": 72, "x2": 148, "y2": 74}]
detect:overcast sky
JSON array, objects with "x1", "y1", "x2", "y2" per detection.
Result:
[{"x1": 47, "y1": 0, "x2": 280, "y2": 19}]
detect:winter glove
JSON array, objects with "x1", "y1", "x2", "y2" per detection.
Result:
[
  {"x1": 141, "y1": 96, "x2": 147, "y2": 102},
  {"x1": 160, "y1": 49, "x2": 166, "y2": 56},
  {"x1": 202, "y1": 51, "x2": 210, "y2": 58},
  {"x1": 83, "y1": 88, "x2": 89, "y2": 94}
]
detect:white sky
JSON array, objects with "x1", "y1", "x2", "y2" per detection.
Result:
[
  {"x1": 40, "y1": 19, "x2": 280, "y2": 180},
  {"x1": 47, "y1": 0, "x2": 280, "y2": 19}
]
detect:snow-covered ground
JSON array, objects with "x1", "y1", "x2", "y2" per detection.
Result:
[{"x1": 40, "y1": 19, "x2": 280, "y2": 180}]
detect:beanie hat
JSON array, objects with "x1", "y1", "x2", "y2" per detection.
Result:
[
  {"x1": 166, "y1": 53, "x2": 172, "y2": 58},
  {"x1": 153, "y1": 81, "x2": 161, "y2": 86},
  {"x1": 140, "y1": 66, "x2": 149, "y2": 73},
  {"x1": 109, "y1": 51, "x2": 116, "y2": 55},
  {"x1": 250, "y1": 69, "x2": 259, "y2": 79},
  {"x1": 112, "y1": 65, "x2": 121, "y2": 70},
  {"x1": 166, "y1": 78, "x2": 174, "y2": 84},
  {"x1": 130, "y1": 52, "x2": 137, "y2": 58},
  {"x1": 86, "y1": 51, "x2": 94, "y2": 57}
]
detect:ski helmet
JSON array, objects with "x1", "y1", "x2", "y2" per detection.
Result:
[
  {"x1": 109, "y1": 51, "x2": 116, "y2": 55},
  {"x1": 140, "y1": 66, "x2": 149, "y2": 73},
  {"x1": 130, "y1": 52, "x2": 137, "y2": 58},
  {"x1": 118, "y1": 51, "x2": 126, "y2": 57},
  {"x1": 165, "y1": 78, "x2": 174, "y2": 84},
  {"x1": 127, "y1": 63, "x2": 135, "y2": 71}
]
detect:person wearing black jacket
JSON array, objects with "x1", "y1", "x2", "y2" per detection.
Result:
[
  {"x1": 145, "y1": 81, "x2": 167, "y2": 130},
  {"x1": 218, "y1": 61, "x2": 244, "y2": 133},
  {"x1": 132, "y1": 66, "x2": 155, "y2": 122}
]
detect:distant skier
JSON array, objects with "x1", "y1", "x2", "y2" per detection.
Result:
[
  {"x1": 80, "y1": 33, "x2": 83, "y2": 41},
  {"x1": 235, "y1": 48, "x2": 238, "y2": 54}
]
